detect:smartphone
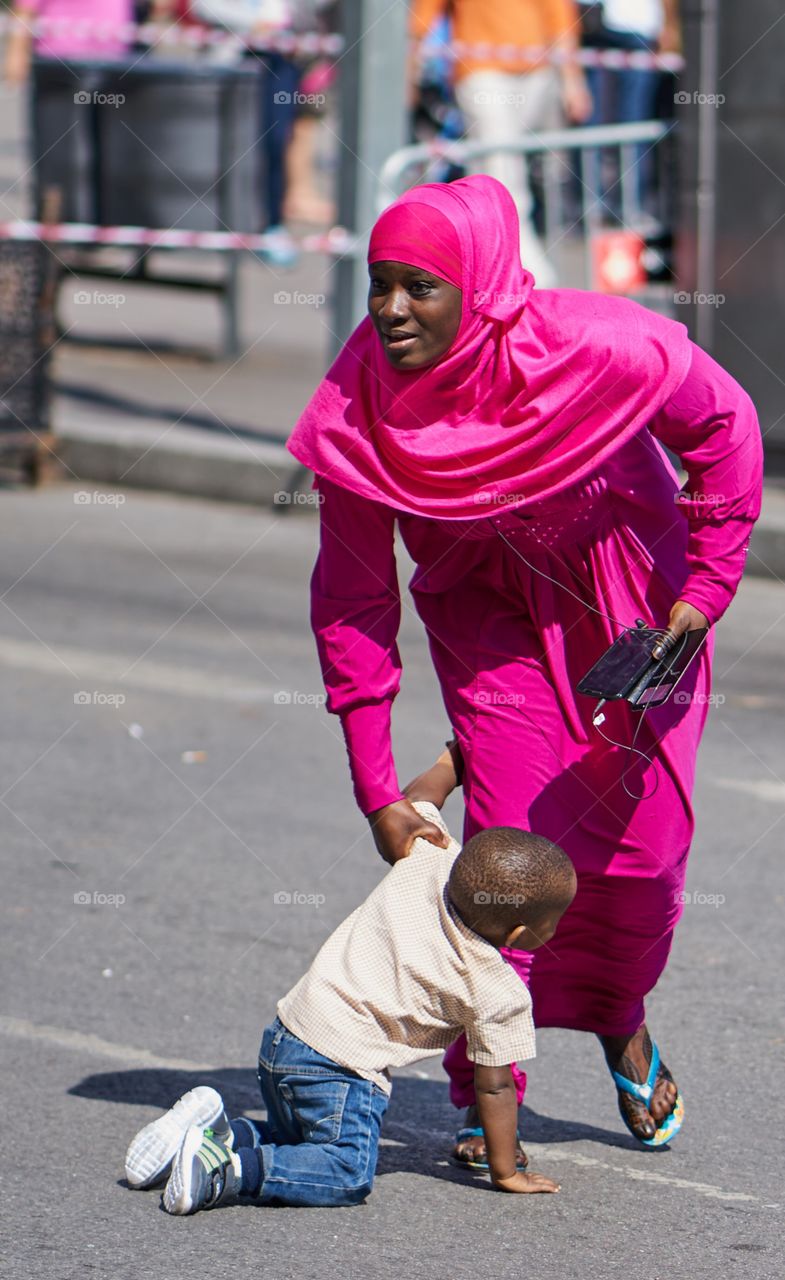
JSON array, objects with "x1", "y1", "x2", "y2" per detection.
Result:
[{"x1": 577, "y1": 627, "x2": 708, "y2": 708}]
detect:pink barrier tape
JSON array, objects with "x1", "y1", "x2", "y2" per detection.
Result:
[
  {"x1": 0, "y1": 220, "x2": 358, "y2": 255},
  {"x1": 0, "y1": 17, "x2": 680, "y2": 69},
  {"x1": 0, "y1": 16, "x2": 344, "y2": 57},
  {"x1": 418, "y1": 39, "x2": 684, "y2": 73}
]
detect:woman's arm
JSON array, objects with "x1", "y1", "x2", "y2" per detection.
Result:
[
  {"x1": 312, "y1": 476, "x2": 403, "y2": 814},
  {"x1": 648, "y1": 341, "x2": 763, "y2": 628},
  {"x1": 312, "y1": 477, "x2": 449, "y2": 862},
  {"x1": 660, "y1": 0, "x2": 682, "y2": 54},
  {"x1": 3, "y1": 5, "x2": 36, "y2": 86},
  {"x1": 547, "y1": 0, "x2": 593, "y2": 124}
]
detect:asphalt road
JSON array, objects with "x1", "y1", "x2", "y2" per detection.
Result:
[{"x1": 1, "y1": 481, "x2": 783, "y2": 1280}]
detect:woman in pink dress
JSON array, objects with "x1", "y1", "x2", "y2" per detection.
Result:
[{"x1": 287, "y1": 176, "x2": 762, "y2": 1160}]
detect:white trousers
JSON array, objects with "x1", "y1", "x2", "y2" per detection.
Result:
[{"x1": 454, "y1": 67, "x2": 561, "y2": 287}]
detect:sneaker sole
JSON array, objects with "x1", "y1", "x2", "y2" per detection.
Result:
[
  {"x1": 125, "y1": 1086, "x2": 225, "y2": 1189},
  {"x1": 162, "y1": 1125, "x2": 205, "y2": 1215}
]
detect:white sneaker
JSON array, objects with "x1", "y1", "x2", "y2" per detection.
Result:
[
  {"x1": 162, "y1": 1126, "x2": 240, "y2": 1216},
  {"x1": 125, "y1": 1086, "x2": 230, "y2": 1189}
]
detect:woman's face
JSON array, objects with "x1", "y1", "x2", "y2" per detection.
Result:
[{"x1": 368, "y1": 261, "x2": 463, "y2": 370}]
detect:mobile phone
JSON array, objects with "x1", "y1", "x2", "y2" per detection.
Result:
[
  {"x1": 577, "y1": 628, "x2": 663, "y2": 701},
  {"x1": 578, "y1": 627, "x2": 709, "y2": 708}
]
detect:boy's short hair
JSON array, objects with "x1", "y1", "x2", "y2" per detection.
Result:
[{"x1": 448, "y1": 827, "x2": 575, "y2": 935}]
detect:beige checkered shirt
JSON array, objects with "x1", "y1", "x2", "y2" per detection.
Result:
[{"x1": 277, "y1": 802, "x2": 536, "y2": 1094}]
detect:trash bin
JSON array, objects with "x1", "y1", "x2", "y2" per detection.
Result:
[
  {"x1": 0, "y1": 240, "x2": 51, "y2": 433},
  {"x1": 31, "y1": 57, "x2": 265, "y2": 232},
  {"x1": 29, "y1": 56, "x2": 267, "y2": 356},
  {"x1": 0, "y1": 237, "x2": 55, "y2": 481}
]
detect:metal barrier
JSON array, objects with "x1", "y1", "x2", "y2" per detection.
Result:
[{"x1": 377, "y1": 120, "x2": 674, "y2": 291}]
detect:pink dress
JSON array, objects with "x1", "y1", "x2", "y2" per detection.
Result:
[{"x1": 309, "y1": 341, "x2": 762, "y2": 1106}]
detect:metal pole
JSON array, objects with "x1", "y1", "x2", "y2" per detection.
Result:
[
  {"x1": 695, "y1": 0, "x2": 719, "y2": 350},
  {"x1": 332, "y1": 0, "x2": 408, "y2": 355}
]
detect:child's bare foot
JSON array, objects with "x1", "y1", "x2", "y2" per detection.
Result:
[
  {"x1": 600, "y1": 1025, "x2": 679, "y2": 1141},
  {"x1": 493, "y1": 1169, "x2": 560, "y2": 1194},
  {"x1": 403, "y1": 740, "x2": 463, "y2": 808}
]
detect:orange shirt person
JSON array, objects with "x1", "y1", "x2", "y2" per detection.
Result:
[
  {"x1": 410, "y1": 0, "x2": 591, "y2": 123},
  {"x1": 408, "y1": 1, "x2": 591, "y2": 286}
]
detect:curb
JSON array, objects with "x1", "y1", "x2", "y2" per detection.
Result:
[
  {"x1": 54, "y1": 418, "x2": 303, "y2": 509},
  {"x1": 52, "y1": 418, "x2": 785, "y2": 580}
]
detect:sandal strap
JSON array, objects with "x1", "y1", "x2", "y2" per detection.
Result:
[
  {"x1": 454, "y1": 1126, "x2": 523, "y2": 1143},
  {"x1": 611, "y1": 1039, "x2": 661, "y2": 1104},
  {"x1": 453, "y1": 1127, "x2": 528, "y2": 1171}
]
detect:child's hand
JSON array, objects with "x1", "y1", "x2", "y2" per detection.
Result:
[
  {"x1": 402, "y1": 740, "x2": 463, "y2": 807},
  {"x1": 492, "y1": 1169, "x2": 561, "y2": 1194}
]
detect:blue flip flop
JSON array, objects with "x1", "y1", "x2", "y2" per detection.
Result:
[
  {"x1": 611, "y1": 1040, "x2": 684, "y2": 1148},
  {"x1": 452, "y1": 1126, "x2": 528, "y2": 1170}
]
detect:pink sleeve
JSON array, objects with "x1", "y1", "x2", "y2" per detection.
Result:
[
  {"x1": 648, "y1": 342, "x2": 763, "y2": 625},
  {"x1": 311, "y1": 477, "x2": 405, "y2": 815}
]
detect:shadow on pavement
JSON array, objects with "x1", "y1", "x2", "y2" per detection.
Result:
[
  {"x1": 70, "y1": 1069, "x2": 646, "y2": 1176},
  {"x1": 70, "y1": 1066, "x2": 261, "y2": 1115}
]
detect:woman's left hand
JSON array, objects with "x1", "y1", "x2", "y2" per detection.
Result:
[{"x1": 652, "y1": 600, "x2": 710, "y2": 659}]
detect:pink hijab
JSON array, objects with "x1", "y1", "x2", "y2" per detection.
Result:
[{"x1": 287, "y1": 176, "x2": 692, "y2": 519}]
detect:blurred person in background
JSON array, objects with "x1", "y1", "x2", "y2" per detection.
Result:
[
  {"x1": 3, "y1": 0, "x2": 175, "y2": 77},
  {"x1": 193, "y1": 1, "x2": 336, "y2": 262},
  {"x1": 409, "y1": 0, "x2": 592, "y2": 287},
  {"x1": 410, "y1": 11, "x2": 467, "y2": 185},
  {"x1": 281, "y1": 0, "x2": 338, "y2": 227},
  {"x1": 578, "y1": 0, "x2": 681, "y2": 225}
]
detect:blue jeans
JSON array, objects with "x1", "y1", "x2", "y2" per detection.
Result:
[
  {"x1": 585, "y1": 31, "x2": 662, "y2": 214},
  {"x1": 247, "y1": 1018, "x2": 389, "y2": 1207},
  {"x1": 257, "y1": 55, "x2": 300, "y2": 226}
]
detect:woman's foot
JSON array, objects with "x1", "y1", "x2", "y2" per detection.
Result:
[
  {"x1": 600, "y1": 1025, "x2": 679, "y2": 1142},
  {"x1": 452, "y1": 1104, "x2": 529, "y2": 1169}
]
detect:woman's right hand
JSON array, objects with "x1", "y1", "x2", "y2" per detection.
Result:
[{"x1": 368, "y1": 798, "x2": 449, "y2": 866}]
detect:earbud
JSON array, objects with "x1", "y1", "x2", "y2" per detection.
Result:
[{"x1": 592, "y1": 699, "x2": 606, "y2": 726}]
